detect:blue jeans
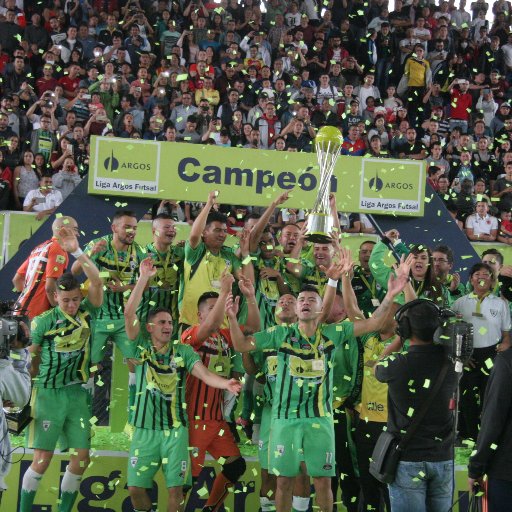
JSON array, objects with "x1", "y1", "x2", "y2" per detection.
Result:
[{"x1": 388, "y1": 460, "x2": 454, "y2": 512}]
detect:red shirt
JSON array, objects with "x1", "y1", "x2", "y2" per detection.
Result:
[
  {"x1": 14, "y1": 238, "x2": 68, "y2": 320},
  {"x1": 450, "y1": 89, "x2": 472, "y2": 121},
  {"x1": 59, "y1": 75, "x2": 81, "y2": 94},
  {"x1": 182, "y1": 325, "x2": 233, "y2": 421},
  {"x1": 36, "y1": 77, "x2": 59, "y2": 97}
]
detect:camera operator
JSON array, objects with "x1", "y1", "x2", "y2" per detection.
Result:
[
  {"x1": 0, "y1": 318, "x2": 31, "y2": 505},
  {"x1": 375, "y1": 300, "x2": 458, "y2": 512}
]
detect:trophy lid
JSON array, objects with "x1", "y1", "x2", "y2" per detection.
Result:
[{"x1": 315, "y1": 126, "x2": 343, "y2": 151}]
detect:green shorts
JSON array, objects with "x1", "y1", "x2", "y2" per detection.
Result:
[
  {"x1": 127, "y1": 426, "x2": 191, "y2": 489},
  {"x1": 258, "y1": 404, "x2": 272, "y2": 470},
  {"x1": 26, "y1": 384, "x2": 92, "y2": 451},
  {"x1": 269, "y1": 416, "x2": 335, "y2": 477},
  {"x1": 91, "y1": 318, "x2": 136, "y2": 363}
]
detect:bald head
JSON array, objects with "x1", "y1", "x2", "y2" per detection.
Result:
[{"x1": 52, "y1": 216, "x2": 78, "y2": 236}]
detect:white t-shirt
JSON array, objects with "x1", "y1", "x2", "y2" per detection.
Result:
[
  {"x1": 23, "y1": 189, "x2": 63, "y2": 212},
  {"x1": 452, "y1": 293, "x2": 511, "y2": 348}
]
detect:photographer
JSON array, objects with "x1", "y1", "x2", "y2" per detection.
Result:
[
  {"x1": 375, "y1": 300, "x2": 459, "y2": 512},
  {"x1": 0, "y1": 319, "x2": 31, "y2": 505}
]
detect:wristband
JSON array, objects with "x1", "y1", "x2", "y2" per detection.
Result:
[
  {"x1": 327, "y1": 278, "x2": 338, "y2": 288},
  {"x1": 71, "y1": 248, "x2": 84, "y2": 259}
]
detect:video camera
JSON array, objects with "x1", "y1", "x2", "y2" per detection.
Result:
[
  {"x1": 435, "y1": 311, "x2": 474, "y2": 373},
  {"x1": 0, "y1": 301, "x2": 32, "y2": 434},
  {"x1": 0, "y1": 301, "x2": 30, "y2": 359}
]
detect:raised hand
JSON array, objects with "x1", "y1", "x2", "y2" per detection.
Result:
[
  {"x1": 259, "y1": 267, "x2": 280, "y2": 279},
  {"x1": 238, "y1": 275, "x2": 256, "y2": 298},
  {"x1": 387, "y1": 271, "x2": 408, "y2": 297},
  {"x1": 239, "y1": 227, "x2": 251, "y2": 256},
  {"x1": 320, "y1": 260, "x2": 344, "y2": 281},
  {"x1": 90, "y1": 239, "x2": 108, "y2": 255},
  {"x1": 275, "y1": 190, "x2": 292, "y2": 206},
  {"x1": 395, "y1": 253, "x2": 413, "y2": 280},
  {"x1": 449, "y1": 272, "x2": 461, "y2": 292},
  {"x1": 139, "y1": 257, "x2": 157, "y2": 279},
  {"x1": 207, "y1": 190, "x2": 219, "y2": 207},
  {"x1": 56, "y1": 226, "x2": 79, "y2": 254},
  {"x1": 225, "y1": 292, "x2": 240, "y2": 318},
  {"x1": 220, "y1": 269, "x2": 235, "y2": 294}
]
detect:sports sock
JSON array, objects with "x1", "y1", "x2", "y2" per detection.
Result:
[
  {"x1": 59, "y1": 465, "x2": 83, "y2": 512},
  {"x1": 20, "y1": 467, "x2": 43, "y2": 512},
  {"x1": 128, "y1": 371, "x2": 136, "y2": 423},
  {"x1": 292, "y1": 495, "x2": 310, "y2": 512},
  {"x1": 260, "y1": 495, "x2": 276, "y2": 511}
]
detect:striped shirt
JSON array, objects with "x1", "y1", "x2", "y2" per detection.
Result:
[
  {"x1": 85, "y1": 234, "x2": 145, "y2": 320},
  {"x1": 30, "y1": 299, "x2": 100, "y2": 388},
  {"x1": 253, "y1": 322, "x2": 354, "y2": 420},
  {"x1": 182, "y1": 326, "x2": 233, "y2": 421},
  {"x1": 132, "y1": 335, "x2": 200, "y2": 430}
]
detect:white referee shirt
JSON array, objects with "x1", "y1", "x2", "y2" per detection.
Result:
[{"x1": 451, "y1": 293, "x2": 511, "y2": 349}]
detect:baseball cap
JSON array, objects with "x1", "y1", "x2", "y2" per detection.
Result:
[{"x1": 301, "y1": 80, "x2": 316, "y2": 89}]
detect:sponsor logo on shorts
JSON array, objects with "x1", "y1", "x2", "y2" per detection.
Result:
[
  {"x1": 258, "y1": 440, "x2": 263, "y2": 450},
  {"x1": 323, "y1": 464, "x2": 333, "y2": 471},
  {"x1": 42, "y1": 420, "x2": 51, "y2": 431},
  {"x1": 276, "y1": 444, "x2": 285, "y2": 456},
  {"x1": 130, "y1": 457, "x2": 138, "y2": 468}
]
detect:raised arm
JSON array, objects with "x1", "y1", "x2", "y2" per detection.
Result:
[
  {"x1": 56, "y1": 226, "x2": 103, "y2": 308},
  {"x1": 353, "y1": 271, "x2": 408, "y2": 337},
  {"x1": 189, "y1": 190, "x2": 218, "y2": 249},
  {"x1": 124, "y1": 257, "x2": 156, "y2": 340},
  {"x1": 249, "y1": 191, "x2": 291, "y2": 253},
  {"x1": 194, "y1": 271, "x2": 235, "y2": 343},
  {"x1": 226, "y1": 293, "x2": 257, "y2": 353},
  {"x1": 238, "y1": 275, "x2": 260, "y2": 334},
  {"x1": 339, "y1": 248, "x2": 366, "y2": 321}
]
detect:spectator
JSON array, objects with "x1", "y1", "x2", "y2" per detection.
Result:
[
  {"x1": 22, "y1": 173, "x2": 63, "y2": 221},
  {"x1": 51, "y1": 156, "x2": 82, "y2": 200},
  {"x1": 465, "y1": 199, "x2": 499, "y2": 241}
]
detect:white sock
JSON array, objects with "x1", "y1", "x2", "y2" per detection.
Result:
[
  {"x1": 21, "y1": 467, "x2": 44, "y2": 493},
  {"x1": 61, "y1": 466, "x2": 82, "y2": 494},
  {"x1": 292, "y1": 495, "x2": 310, "y2": 511},
  {"x1": 252, "y1": 423, "x2": 261, "y2": 445},
  {"x1": 128, "y1": 371, "x2": 136, "y2": 385},
  {"x1": 260, "y1": 495, "x2": 276, "y2": 511}
]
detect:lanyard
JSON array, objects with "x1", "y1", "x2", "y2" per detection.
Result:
[
  {"x1": 60, "y1": 309, "x2": 88, "y2": 330},
  {"x1": 359, "y1": 271, "x2": 377, "y2": 297},
  {"x1": 111, "y1": 240, "x2": 134, "y2": 275},
  {"x1": 474, "y1": 292, "x2": 490, "y2": 316},
  {"x1": 297, "y1": 325, "x2": 323, "y2": 353},
  {"x1": 414, "y1": 280, "x2": 425, "y2": 296}
]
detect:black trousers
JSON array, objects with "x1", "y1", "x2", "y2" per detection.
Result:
[
  {"x1": 331, "y1": 408, "x2": 360, "y2": 512},
  {"x1": 488, "y1": 477, "x2": 512, "y2": 512},
  {"x1": 460, "y1": 345, "x2": 497, "y2": 441},
  {"x1": 354, "y1": 419, "x2": 390, "y2": 512}
]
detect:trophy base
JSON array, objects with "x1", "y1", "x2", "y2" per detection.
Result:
[
  {"x1": 305, "y1": 213, "x2": 333, "y2": 244},
  {"x1": 4, "y1": 405, "x2": 32, "y2": 434}
]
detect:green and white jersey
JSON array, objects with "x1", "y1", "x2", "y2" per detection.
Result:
[
  {"x1": 85, "y1": 234, "x2": 146, "y2": 320},
  {"x1": 31, "y1": 299, "x2": 100, "y2": 388},
  {"x1": 131, "y1": 335, "x2": 200, "y2": 430},
  {"x1": 137, "y1": 243, "x2": 184, "y2": 335},
  {"x1": 253, "y1": 322, "x2": 354, "y2": 420},
  {"x1": 254, "y1": 254, "x2": 281, "y2": 330},
  {"x1": 252, "y1": 348, "x2": 278, "y2": 406}
]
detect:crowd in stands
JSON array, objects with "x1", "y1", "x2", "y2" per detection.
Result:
[{"x1": 1, "y1": 0, "x2": 512, "y2": 241}]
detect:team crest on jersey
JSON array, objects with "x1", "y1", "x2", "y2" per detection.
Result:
[
  {"x1": 225, "y1": 260, "x2": 231, "y2": 267},
  {"x1": 490, "y1": 309, "x2": 499, "y2": 317},
  {"x1": 130, "y1": 259, "x2": 137, "y2": 271},
  {"x1": 317, "y1": 344, "x2": 324, "y2": 354},
  {"x1": 56, "y1": 255, "x2": 66, "y2": 264},
  {"x1": 130, "y1": 457, "x2": 138, "y2": 468},
  {"x1": 42, "y1": 420, "x2": 51, "y2": 431}
]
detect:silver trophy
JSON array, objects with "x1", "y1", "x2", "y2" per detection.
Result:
[{"x1": 306, "y1": 126, "x2": 343, "y2": 243}]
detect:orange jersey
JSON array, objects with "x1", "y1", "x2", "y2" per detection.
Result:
[
  {"x1": 14, "y1": 238, "x2": 68, "y2": 319},
  {"x1": 182, "y1": 325, "x2": 233, "y2": 422}
]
